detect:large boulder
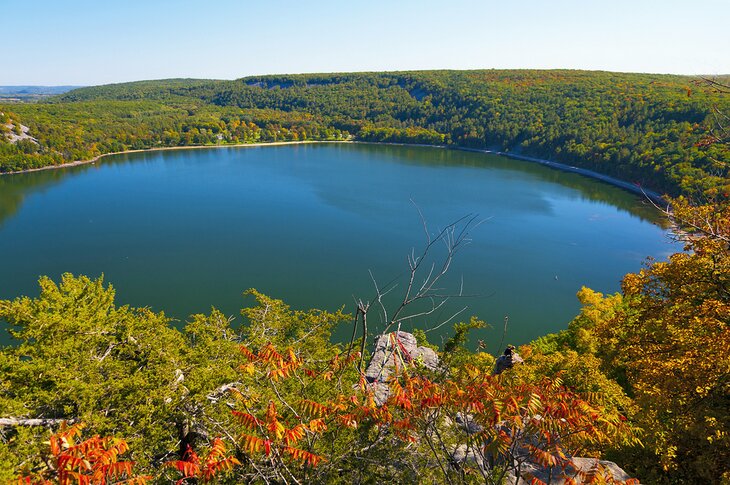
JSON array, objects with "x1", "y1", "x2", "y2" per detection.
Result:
[
  {"x1": 505, "y1": 457, "x2": 637, "y2": 484},
  {"x1": 493, "y1": 345, "x2": 524, "y2": 375},
  {"x1": 363, "y1": 331, "x2": 440, "y2": 405}
]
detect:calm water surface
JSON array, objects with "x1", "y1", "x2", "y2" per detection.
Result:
[{"x1": 0, "y1": 143, "x2": 678, "y2": 347}]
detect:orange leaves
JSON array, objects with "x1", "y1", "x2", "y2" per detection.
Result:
[
  {"x1": 257, "y1": 343, "x2": 283, "y2": 362},
  {"x1": 240, "y1": 345, "x2": 257, "y2": 361},
  {"x1": 230, "y1": 341, "x2": 634, "y2": 480},
  {"x1": 167, "y1": 458, "x2": 200, "y2": 482},
  {"x1": 299, "y1": 399, "x2": 330, "y2": 418},
  {"x1": 202, "y1": 457, "x2": 240, "y2": 482},
  {"x1": 266, "y1": 363, "x2": 294, "y2": 381},
  {"x1": 239, "y1": 343, "x2": 303, "y2": 381},
  {"x1": 265, "y1": 400, "x2": 278, "y2": 421},
  {"x1": 241, "y1": 423, "x2": 325, "y2": 467},
  {"x1": 283, "y1": 424, "x2": 306, "y2": 446},
  {"x1": 356, "y1": 367, "x2": 636, "y2": 480},
  {"x1": 240, "y1": 434, "x2": 267, "y2": 455},
  {"x1": 232, "y1": 410, "x2": 262, "y2": 430},
  {"x1": 240, "y1": 343, "x2": 361, "y2": 387},
  {"x1": 18, "y1": 422, "x2": 148, "y2": 485},
  {"x1": 525, "y1": 444, "x2": 565, "y2": 468},
  {"x1": 282, "y1": 446, "x2": 326, "y2": 467},
  {"x1": 307, "y1": 418, "x2": 327, "y2": 434},
  {"x1": 267, "y1": 418, "x2": 286, "y2": 440},
  {"x1": 327, "y1": 350, "x2": 360, "y2": 374},
  {"x1": 165, "y1": 439, "x2": 240, "y2": 484},
  {"x1": 337, "y1": 414, "x2": 359, "y2": 429},
  {"x1": 232, "y1": 342, "x2": 361, "y2": 472}
]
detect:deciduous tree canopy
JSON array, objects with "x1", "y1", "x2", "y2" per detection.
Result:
[{"x1": 2, "y1": 70, "x2": 729, "y2": 197}]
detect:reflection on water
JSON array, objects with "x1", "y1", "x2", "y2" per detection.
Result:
[
  {"x1": 0, "y1": 143, "x2": 679, "y2": 347},
  {"x1": 0, "y1": 143, "x2": 666, "y2": 227},
  {"x1": 353, "y1": 144, "x2": 666, "y2": 225},
  {"x1": 0, "y1": 167, "x2": 84, "y2": 227}
]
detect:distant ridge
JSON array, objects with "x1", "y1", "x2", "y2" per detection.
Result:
[
  {"x1": 2, "y1": 70, "x2": 728, "y2": 197},
  {"x1": 0, "y1": 86, "x2": 82, "y2": 97}
]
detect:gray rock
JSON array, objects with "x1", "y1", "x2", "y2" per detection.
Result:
[
  {"x1": 412, "y1": 346, "x2": 440, "y2": 371},
  {"x1": 450, "y1": 444, "x2": 485, "y2": 470},
  {"x1": 493, "y1": 345, "x2": 524, "y2": 375},
  {"x1": 505, "y1": 457, "x2": 638, "y2": 484},
  {"x1": 455, "y1": 412, "x2": 484, "y2": 435},
  {"x1": 362, "y1": 331, "x2": 440, "y2": 405},
  {"x1": 569, "y1": 458, "x2": 636, "y2": 483}
]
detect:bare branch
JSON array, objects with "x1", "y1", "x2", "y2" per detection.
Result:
[
  {"x1": 0, "y1": 418, "x2": 76, "y2": 427},
  {"x1": 353, "y1": 208, "x2": 488, "y2": 375}
]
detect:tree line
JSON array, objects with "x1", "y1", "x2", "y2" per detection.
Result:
[{"x1": 2, "y1": 70, "x2": 729, "y2": 197}]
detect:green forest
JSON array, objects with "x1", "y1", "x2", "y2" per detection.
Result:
[
  {"x1": 2, "y1": 70, "x2": 729, "y2": 197},
  {"x1": 1, "y1": 71, "x2": 729, "y2": 484}
]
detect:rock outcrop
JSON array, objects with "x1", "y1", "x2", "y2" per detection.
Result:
[
  {"x1": 363, "y1": 331, "x2": 440, "y2": 405},
  {"x1": 493, "y1": 344, "x2": 524, "y2": 375},
  {"x1": 362, "y1": 334, "x2": 637, "y2": 484},
  {"x1": 505, "y1": 457, "x2": 637, "y2": 484}
]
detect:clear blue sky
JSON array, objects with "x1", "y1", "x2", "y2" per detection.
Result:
[{"x1": 3, "y1": 0, "x2": 729, "y2": 85}]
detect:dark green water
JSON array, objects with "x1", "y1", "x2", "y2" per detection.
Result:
[{"x1": 0, "y1": 143, "x2": 678, "y2": 347}]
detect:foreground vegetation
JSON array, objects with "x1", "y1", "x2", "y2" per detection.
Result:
[
  {"x1": 2, "y1": 71, "x2": 728, "y2": 482},
  {"x1": 1, "y1": 197, "x2": 728, "y2": 483},
  {"x1": 2, "y1": 70, "x2": 729, "y2": 197}
]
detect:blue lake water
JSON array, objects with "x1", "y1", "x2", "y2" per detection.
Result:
[{"x1": 0, "y1": 143, "x2": 679, "y2": 347}]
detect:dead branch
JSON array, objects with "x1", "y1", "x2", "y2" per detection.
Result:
[{"x1": 0, "y1": 417, "x2": 76, "y2": 427}]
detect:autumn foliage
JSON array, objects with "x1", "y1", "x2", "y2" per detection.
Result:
[
  {"x1": 17, "y1": 423, "x2": 148, "y2": 485},
  {"x1": 165, "y1": 438, "x2": 240, "y2": 484},
  {"x1": 528, "y1": 199, "x2": 730, "y2": 482},
  {"x1": 5, "y1": 211, "x2": 727, "y2": 485}
]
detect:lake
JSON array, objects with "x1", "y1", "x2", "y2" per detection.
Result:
[{"x1": 0, "y1": 142, "x2": 678, "y2": 348}]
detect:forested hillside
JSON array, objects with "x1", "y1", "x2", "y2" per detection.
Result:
[
  {"x1": 2, "y1": 70, "x2": 729, "y2": 196},
  {"x1": 1, "y1": 70, "x2": 729, "y2": 483}
]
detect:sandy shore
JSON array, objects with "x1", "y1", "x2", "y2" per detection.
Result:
[{"x1": 0, "y1": 139, "x2": 667, "y2": 204}]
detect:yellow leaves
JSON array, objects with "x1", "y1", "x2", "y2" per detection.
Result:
[
  {"x1": 283, "y1": 424, "x2": 306, "y2": 446},
  {"x1": 240, "y1": 362, "x2": 255, "y2": 375},
  {"x1": 695, "y1": 385, "x2": 712, "y2": 397},
  {"x1": 241, "y1": 434, "x2": 267, "y2": 455},
  {"x1": 266, "y1": 362, "x2": 295, "y2": 381},
  {"x1": 526, "y1": 392, "x2": 543, "y2": 415},
  {"x1": 308, "y1": 418, "x2": 327, "y2": 434},
  {"x1": 267, "y1": 419, "x2": 286, "y2": 440},
  {"x1": 286, "y1": 347, "x2": 298, "y2": 365},
  {"x1": 581, "y1": 200, "x2": 730, "y2": 479}
]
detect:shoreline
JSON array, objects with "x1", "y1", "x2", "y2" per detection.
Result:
[
  {"x1": 0, "y1": 140, "x2": 325, "y2": 176},
  {"x1": 351, "y1": 141, "x2": 667, "y2": 204},
  {"x1": 1, "y1": 139, "x2": 667, "y2": 204},
  {"x1": 452, "y1": 146, "x2": 667, "y2": 205}
]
